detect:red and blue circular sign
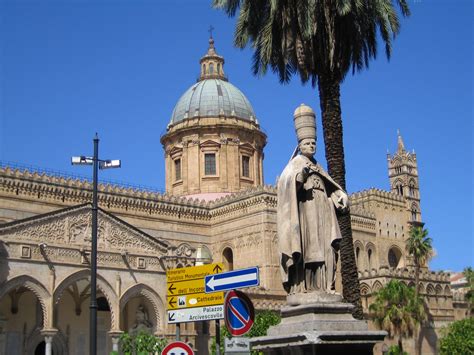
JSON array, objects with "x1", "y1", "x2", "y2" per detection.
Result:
[
  {"x1": 224, "y1": 290, "x2": 255, "y2": 336},
  {"x1": 161, "y1": 341, "x2": 194, "y2": 355}
]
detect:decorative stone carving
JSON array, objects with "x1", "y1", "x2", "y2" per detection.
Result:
[{"x1": 129, "y1": 304, "x2": 153, "y2": 335}]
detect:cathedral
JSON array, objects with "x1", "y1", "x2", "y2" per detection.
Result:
[{"x1": 0, "y1": 38, "x2": 457, "y2": 354}]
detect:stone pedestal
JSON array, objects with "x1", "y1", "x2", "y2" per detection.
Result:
[{"x1": 251, "y1": 297, "x2": 386, "y2": 355}]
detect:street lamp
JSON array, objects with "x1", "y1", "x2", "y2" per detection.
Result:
[{"x1": 72, "y1": 134, "x2": 120, "y2": 355}]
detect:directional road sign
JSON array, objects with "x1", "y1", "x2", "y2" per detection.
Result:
[
  {"x1": 166, "y1": 263, "x2": 225, "y2": 323},
  {"x1": 205, "y1": 267, "x2": 259, "y2": 293},
  {"x1": 166, "y1": 263, "x2": 224, "y2": 310},
  {"x1": 167, "y1": 305, "x2": 224, "y2": 324},
  {"x1": 167, "y1": 292, "x2": 225, "y2": 310},
  {"x1": 167, "y1": 263, "x2": 223, "y2": 283},
  {"x1": 161, "y1": 341, "x2": 194, "y2": 355},
  {"x1": 167, "y1": 278, "x2": 207, "y2": 296},
  {"x1": 224, "y1": 290, "x2": 255, "y2": 336}
]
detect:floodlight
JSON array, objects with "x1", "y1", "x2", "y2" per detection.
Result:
[
  {"x1": 100, "y1": 159, "x2": 121, "y2": 169},
  {"x1": 71, "y1": 156, "x2": 93, "y2": 165}
]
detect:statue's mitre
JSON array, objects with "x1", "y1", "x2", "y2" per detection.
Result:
[{"x1": 293, "y1": 104, "x2": 316, "y2": 142}]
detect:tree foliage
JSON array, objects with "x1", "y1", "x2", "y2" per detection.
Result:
[
  {"x1": 406, "y1": 226, "x2": 432, "y2": 269},
  {"x1": 439, "y1": 317, "x2": 474, "y2": 355},
  {"x1": 213, "y1": 0, "x2": 411, "y2": 320},
  {"x1": 369, "y1": 280, "x2": 425, "y2": 353},
  {"x1": 118, "y1": 331, "x2": 167, "y2": 355},
  {"x1": 406, "y1": 226, "x2": 433, "y2": 298},
  {"x1": 213, "y1": 0, "x2": 410, "y2": 85}
]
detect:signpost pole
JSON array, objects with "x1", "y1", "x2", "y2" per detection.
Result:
[
  {"x1": 176, "y1": 323, "x2": 180, "y2": 341},
  {"x1": 215, "y1": 320, "x2": 221, "y2": 355}
]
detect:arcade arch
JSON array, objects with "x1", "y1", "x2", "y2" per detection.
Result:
[
  {"x1": 120, "y1": 283, "x2": 164, "y2": 334},
  {"x1": 53, "y1": 270, "x2": 118, "y2": 354}
]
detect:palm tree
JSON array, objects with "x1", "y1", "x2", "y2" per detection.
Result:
[
  {"x1": 369, "y1": 280, "x2": 425, "y2": 354},
  {"x1": 406, "y1": 226, "x2": 433, "y2": 298},
  {"x1": 213, "y1": 0, "x2": 410, "y2": 319}
]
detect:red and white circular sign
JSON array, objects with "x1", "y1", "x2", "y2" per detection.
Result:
[
  {"x1": 161, "y1": 341, "x2": 194, "y2": 355},
  {"x1": 224, "y1": 290, "x2": 255, "y2": 336}
]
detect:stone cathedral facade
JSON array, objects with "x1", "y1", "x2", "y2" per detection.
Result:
[{"x1": 0, "y1": 39, "x2": 456, "y2": 355}]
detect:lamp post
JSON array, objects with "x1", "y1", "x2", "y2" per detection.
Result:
[{"x1": 72, "y1": 134, "x2": 120, "y2": 355}]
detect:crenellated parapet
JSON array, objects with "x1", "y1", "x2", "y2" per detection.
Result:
[
  {"x1": 0, "y1": 167, "x2": 214, "y2": 222},
  {"x1": 210, "y1": 185, "x2": 277, "y2": 219},
  {"x1": 350, "y1": 206, "x2": 376, "y2": 231},
  {"x1": 358, "y1": 266, "x2": 451, "y2": 283},
  {"x1": 0, "y1": 167, "x2": 278, "y2": 224},
  {"x1": 350, "y1": 188, "x2": 406, "y2": 208}
]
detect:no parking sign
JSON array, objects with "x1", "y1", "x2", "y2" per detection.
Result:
[
  {"x1": 224, "y1": 290, "x2": 255, "y2": 336},
  {"x1": 161, "y1": 341, "x2": 194, "y2": 355}
]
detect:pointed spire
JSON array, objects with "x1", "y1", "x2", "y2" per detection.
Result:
[
  {"x1": 397, "y1": 129, "x2": 406, "y2": 153},
  {"x1": 199, "y1": 31, "x2": 227, "y2": 81}
]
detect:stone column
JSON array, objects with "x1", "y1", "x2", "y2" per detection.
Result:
[
  {"x1": 108, "y1": 331, "x2": 123, "y2": 353},
  {"x1": 40, "y1": 329, "x2": 57, "y2": 355}
]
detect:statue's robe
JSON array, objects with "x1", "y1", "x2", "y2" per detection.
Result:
[{"x1": 277, "y1": 154, "x2": 344, "y2": 292}]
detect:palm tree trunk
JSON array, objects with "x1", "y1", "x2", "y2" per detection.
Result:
[
  {"x1": 399, "y1": 337, "x2": 404, "y2": 354},
  {"x1": 318, "y1": 73, "x2": 363, "y2": 320},
  {"x1": 415, "y1": 262, "x2": 420, "y2": 355},
  {"x1": 415, "y1": 263, "x2": 420, "y2": 298}
]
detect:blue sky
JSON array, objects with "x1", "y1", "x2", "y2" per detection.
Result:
[{"x1": 0, "y1": 0, "x2": 472, "y2": 271}]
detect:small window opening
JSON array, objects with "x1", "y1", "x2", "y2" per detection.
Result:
[
  {"x1": 174, "y1": 159, "x2": 181, "y2": 181},
  {"x1": 205, "y1": 153, "x2": 216, "y2": 175},
  {"x1": 242, "y1": 156, "x2": 250, "y2": 178}
]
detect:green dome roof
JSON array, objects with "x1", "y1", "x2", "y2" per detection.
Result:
[{"x1": 170, "y1": 79, "x2": 257, "y2": 124}]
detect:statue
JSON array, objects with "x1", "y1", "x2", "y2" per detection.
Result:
[
  {"x1": 277, "y1": 104, "x2": 349, "y2": 297},
  {"x1": 129, "y1": 304, "x2": 153, "y2": 334}
]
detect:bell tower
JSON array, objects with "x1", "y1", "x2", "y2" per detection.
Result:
[{"x1": 387, "y1": 130, "x2": 422, "y2": 222}]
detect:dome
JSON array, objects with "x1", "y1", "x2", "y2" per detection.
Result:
[{"x1": 170, "y1": 79, "x2": 257, "y2": 124}]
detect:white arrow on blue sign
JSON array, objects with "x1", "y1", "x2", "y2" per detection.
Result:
[{"x1": 205, "y1": 267, "x2": 259, "y2": 293}]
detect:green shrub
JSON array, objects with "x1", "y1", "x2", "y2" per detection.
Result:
[
  {"x1": 439, "y1": 317, "x2": 474, "y2": 355},
  {"x1": 119, "y1": 331, "x2": 168, "y2": 355}
]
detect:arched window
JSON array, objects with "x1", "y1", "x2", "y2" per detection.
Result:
[
  {"x1": 388, "y1": 247, "x2": 402, "y2": 268},
  {"x1": 411, "y1": 205, "x2": 418, "y2": 221},
  {"x1": 223, "y1": 247, "x2": 233, "y2": 271},
  {"x1": 202, "y1": 64, "x2": 206, "y2": 74},
  {"x1": 355, "y1": 247, "x2": 360, "y2": 268},
  {"x1": 209, "y1": 63, "x2": 214, "y2": 74},
  {"x1": 217, "y1": 63, "x2": 221, "y2": 74},
  {"x1": 368, "y1": 249, "x2": 373, "y2": 269},
  {"x1": 398, "y1": 185, "x2": 403, "y2": 195},
  {"x1": 409, "y1": 180, "x2": 416, "y2": 197}
]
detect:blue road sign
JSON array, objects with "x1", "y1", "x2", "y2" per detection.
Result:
[
  {"x1": 224, "y1": 290, "x2": 255, "y2": 336},
  {"x1": 205, "y1": 267, "x2": 259, "y2": 293}
]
